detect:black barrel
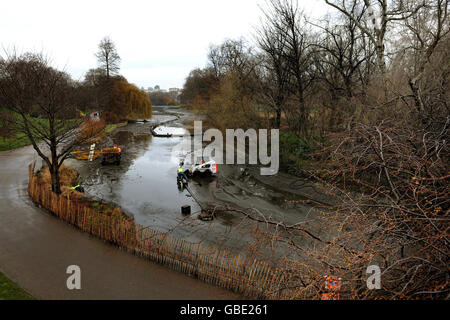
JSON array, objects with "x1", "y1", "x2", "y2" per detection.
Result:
[{"x1": 181, "y1": 205, "x2": 191, "y2": 215}]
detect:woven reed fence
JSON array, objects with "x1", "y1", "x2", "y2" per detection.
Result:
[{"x1": 28, "y1": 164, "x2": 293, "y2": 299}]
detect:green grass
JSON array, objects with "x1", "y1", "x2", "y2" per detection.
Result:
[
  {"x1": 0, "y1": 109, "x2": 80, "y2": 151},
  {"x1": 0, "y1": 271, "x2": 35, "y2": 300},
  {"x1": 0, "y1": 132, "x2": 34, "y2": 151},
  {"x1": 104, "y1": 122, "x2": 127, "y2": 134},
  {"x1": 0, "y1": 109, "x2": 50, "y2": 151}
]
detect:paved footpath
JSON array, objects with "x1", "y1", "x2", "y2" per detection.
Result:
[{"x1": 0, "y1": 145, "x2": 239, "y2": 299}]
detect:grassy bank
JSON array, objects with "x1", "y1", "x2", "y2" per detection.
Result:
[
  {"x1": 0, "y1": 107, "x2": 126, "y2": 151},
  {"x1": 105, "y1": 122, "x2": 127, "y2": 134},
  {"x1": 38, "y1": 165, "x2": 131, "y2": 220},
  {"x1": 0, "y1": 271, "x2": 35, "y2": 300},
  {"x1": 0, "y1": 132, "x2": 35, "y2": 151},
  {"x1": 0, "y1": 109, "x2": 50, "y2": 151}
]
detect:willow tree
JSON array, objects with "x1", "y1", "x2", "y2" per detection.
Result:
[{"x1": 109, "y1": 81, "x2": 152, "y2": 120}]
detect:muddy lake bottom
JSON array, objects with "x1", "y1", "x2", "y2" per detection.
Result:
[{"x1": 67, "y1": 106, "x2": 318, "y2": 262}]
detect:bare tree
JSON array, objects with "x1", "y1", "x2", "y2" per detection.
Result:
[
  {"x1": 256, "y1": 15, "x2": 291, "y2": 128},
  {"x1": 228, "y1": 115, "x2": 449, "y2": 299},
  {"x1": 313, "y1": 3, "x2": 375, "y2": 99},
  {"x1": 263, "y1": 0, "x2": 316, "y2": 135},
  {"x1": 95, "y1": 36, "x2": 121, "y2": 79},
  {"x1": 84, "y1": 67, "x2": 107, "y2": 87},
  {"x1": 324, "y1": 0, "x2": 427, "y2": 76},
  {"x1": 401, "y1": 0, "x2": 449, "y2": 116},
  {"x1": 0, "y1": 52, "x2": 104, "y2": 194},
  {"x1": 179, "y1": 67, "x2": 219, "y2": 106},
  {"x1": 208, "y1": 38, "x2": 257, "y2": 82}
]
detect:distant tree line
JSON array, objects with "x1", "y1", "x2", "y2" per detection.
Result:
[
  {"x1": 148, "y1": 91, "x2": 178, "y2": 106},
  {"x1": 181, "y1": 0, "x2": 448, "y2": 136},
  {"x1": 180, "y1": 0, "x2": 448, "y2": 172}
]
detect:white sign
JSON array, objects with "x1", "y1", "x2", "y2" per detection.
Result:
[{"x1": 88, "y1": 143, "x2": 96, "y2": 162}]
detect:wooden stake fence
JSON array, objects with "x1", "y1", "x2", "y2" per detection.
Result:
[{"x1": 28, "y1": 164, "x2": 292, "y2": 299}]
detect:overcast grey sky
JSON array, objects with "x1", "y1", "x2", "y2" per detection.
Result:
[{"x1": 1, "y1": 0, "x2": 329, "y2": 89}]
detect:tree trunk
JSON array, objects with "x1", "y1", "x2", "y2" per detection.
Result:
[
  {"x1": 376, "y1": 45, "x2": 386, "y2": 76},
  {"x1": 106, "y1": 55, "x2": 110, "y2": 79},
  {"x1": 408, "y1": 77, "x2": 426, "y2": 114},
  {"x1": 297, "y1": 93, "x2": 307, "y2": 137},
  {"x1": 275, "y1": 109, "x2": 281, "y2": 129},
  {"x1": 50, "y1": 164, "x2": 61, "y2": 195}
]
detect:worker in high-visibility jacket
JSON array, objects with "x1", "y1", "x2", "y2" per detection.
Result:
[
  {"x1": 178, "y1": 166, "x2": 188, "y2": 182},
  {"x1": 70, "y1": 185, "x2": 84, "y2": 193}
]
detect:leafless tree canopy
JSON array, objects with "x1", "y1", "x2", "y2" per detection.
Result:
[{"x1": 95, "y1": 36, "x2": 121, "y2": 79}]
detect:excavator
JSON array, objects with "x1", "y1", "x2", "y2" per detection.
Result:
[{"x1": 101, "y1": 146, "x2": 122, "y2": 165}]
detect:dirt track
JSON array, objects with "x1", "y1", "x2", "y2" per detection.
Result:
[{"x1": 0, "y1": 145, "x2": 239, "y2": 299}]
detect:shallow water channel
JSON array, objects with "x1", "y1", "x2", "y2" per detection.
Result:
[{"x1": 68, "y1": 106, "x2": 317, "y2": 257}]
